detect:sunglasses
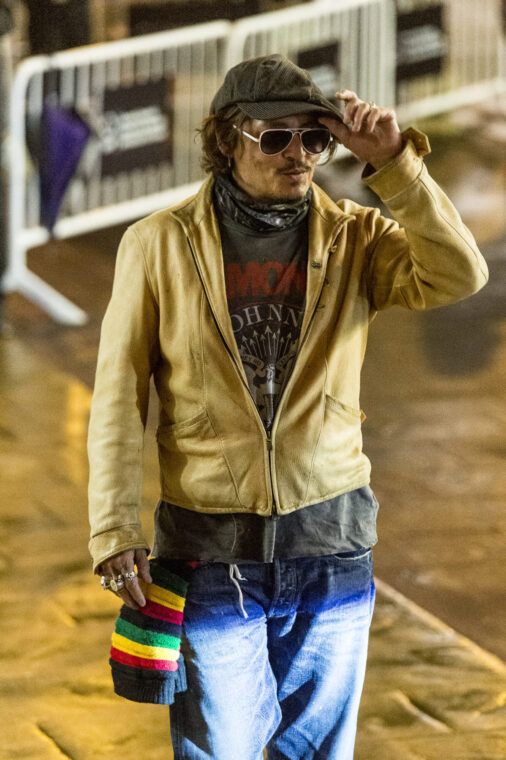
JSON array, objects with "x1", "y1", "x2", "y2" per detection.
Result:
[{"x1": 234, "y1": 125, "x2": 331, "y2": 156}]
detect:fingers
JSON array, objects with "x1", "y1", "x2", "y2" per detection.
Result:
[
  {"x1": 135, "y1": 548, "x2": 153, "y2": 584},
  {"x1": 117, "y1": 576, "x2": 147, "y2": 610},
  {"x1": 340, "y1": 93, "x2": 373, "y2": 133},
  {"x1": 100, "y1": 549, "x2": 151, "y2": 610},
  {"x1": 318, "y1": 115, "x2": 344, "y2": 142},
  {"x1": 334, "y1": 89, "x2": 395, "y2": 134},
  {"x1": 335, "y1": 89, "x2": 361, "y2": 130},
  {"x1": 352, "y1": 101, "x2": 373, "y2": 133}
]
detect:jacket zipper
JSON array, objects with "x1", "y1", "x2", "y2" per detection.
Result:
[
  {"x1": 187, "y1": 237, "x2": 276, "y2": 511},
  {"x1": 264, "y1": 224, "x2": 347, "y2": 508},
  {"x1": 265, "y1": 430, "x2": 277, "y2": 513},
  {"x1": 264, "y1": 304, "x2": 320, "y2": 512}
]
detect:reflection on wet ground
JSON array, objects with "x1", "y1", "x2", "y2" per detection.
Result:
[
  {"x1": 1, "y1": 336, "x2": 506, "y2": 759},
  {"x1": 3, "y1": 105, "x2": 506, "y2": 663}
]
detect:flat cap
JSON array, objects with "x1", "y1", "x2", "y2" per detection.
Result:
[{"x1": 210, "y1": 54, "x2": 344, "y2": 121}]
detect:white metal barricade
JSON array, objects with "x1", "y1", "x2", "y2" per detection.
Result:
[
  {"x1": 395, "y1": 0, "x2": 506, "y2": 123},
  {"x1": 228, "y1": 0, "x2": 396, "y2": 112},
  {"x1": 5, "y1": 21, "x2": 231, "y2": 325},
  {"x1": 4, "y1": 0, "x2": 505, "y2": 324}
]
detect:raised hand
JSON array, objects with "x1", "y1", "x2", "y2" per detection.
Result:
[{"x1": 319, "y1": 89, "x2": 403, "y2": 170}]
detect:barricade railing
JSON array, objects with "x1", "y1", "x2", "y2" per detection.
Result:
[
  {"x1": 394, "y1": 0, "x2": 505, "y2": 123},
  {"x1": 4, "y1": 0, "x2": 505, "y2": 324},
  {"x1": 228, "y1": 0, "x2": 395, "y2": 113},
  {"x1": 4, "y1": 20, "x2": 231, "y2": 324}
]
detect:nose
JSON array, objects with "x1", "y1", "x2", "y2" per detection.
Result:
[{"x1": 282, "y1": 132, "x2": 305, "y2": 158}]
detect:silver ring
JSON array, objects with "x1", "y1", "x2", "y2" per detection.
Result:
[
  {"x1": 100, "y1": 575, "x2": 112, "y2": 591},
  {"x1": 109, "y1": 575, "x2": 125, "y2": 592},
  {"x1": 123, "y1": 571, "x2": 137, "y2": 582}
]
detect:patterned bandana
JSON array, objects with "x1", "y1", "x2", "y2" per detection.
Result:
[{"x1": 214, "y1": 173, "x2": 312, "y2": 232}]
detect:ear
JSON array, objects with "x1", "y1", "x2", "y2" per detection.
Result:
[{"x1": 217, "y1": 140, "x2": 232, "y2": 158}]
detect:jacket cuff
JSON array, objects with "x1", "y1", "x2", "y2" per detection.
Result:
[
  {"x1": 361, "y1": 128, "x2": 431, "y2": 202},
  {"x1": 89, "y1": 524, "x2": 150, "y2": 573}
]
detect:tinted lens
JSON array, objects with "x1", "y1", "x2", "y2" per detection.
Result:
[
  {"x1": 259, "y1": 130, "x2": 293, "y2": 155},
  {"x1": 301, "y1": 128, "x2": 331, "y2": 154},
  {"x1": 258, "y1": 128, "x2": 331, "y2": 155}
]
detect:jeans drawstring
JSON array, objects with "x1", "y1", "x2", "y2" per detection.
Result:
[{"x1": 229, "y1": 564, "x2": 248, "y2": 618}]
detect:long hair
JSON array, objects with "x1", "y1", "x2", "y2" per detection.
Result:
[{"x1": 197, "y1": 105, "x2": 248, "y2": 176}]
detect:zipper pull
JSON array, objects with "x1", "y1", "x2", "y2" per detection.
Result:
[{"x1": 266, "y1": 433, "x2": 273, "y2": 451}]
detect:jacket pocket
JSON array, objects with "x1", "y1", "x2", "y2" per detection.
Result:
[
  {"x1": 156, "y1": 409, "x2": 242, "y2": 510},
  {"x1": 158, "y1": 408, "x2": 208, "y2": 437},
  {"x1": 305, "y1": 394, "x2": 369, "y2": 501},
  {"x1": 325, "y1": 395, "x2": 366, "y2": 422}
]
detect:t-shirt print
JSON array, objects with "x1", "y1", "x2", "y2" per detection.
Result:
[{"x1": 225, "y1": 258, "x2": 307, "y2": 431}]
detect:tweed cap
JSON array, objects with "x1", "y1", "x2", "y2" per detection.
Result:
[{"x1": 210, "y1": 54, "x2": 344, "y2": 121}]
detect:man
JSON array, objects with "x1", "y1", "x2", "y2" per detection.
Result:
[{"x1": 88, "y1": 55, "x2": 488, "y2": 759}]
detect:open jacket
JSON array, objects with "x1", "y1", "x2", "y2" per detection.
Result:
[{"x1": 88, "y1": 132, "x2": 488, "y2": 571}]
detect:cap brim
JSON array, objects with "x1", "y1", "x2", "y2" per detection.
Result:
[{"x1": 237, "y1": 99, "x2": 344, "y2": 122}]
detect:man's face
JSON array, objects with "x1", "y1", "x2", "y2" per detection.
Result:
[{"x1": 230, "y1": 113, "x2": 322, "y2": 203}]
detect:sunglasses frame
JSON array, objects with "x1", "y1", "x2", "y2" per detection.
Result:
[{"x1": 233, "y1": 125, "x2": 332, "y2": 156}]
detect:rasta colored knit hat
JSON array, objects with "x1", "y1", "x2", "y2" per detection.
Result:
[
  {"x1": 109, "y1": 558, "x2": 195, "y2": 705},
  {"x1": 210, "y1": 53, "x2": 345, "y2": 122}
]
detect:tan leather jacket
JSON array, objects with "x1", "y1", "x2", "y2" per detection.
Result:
[{"x1": 88, "y1": 134, "x2": 488, "y2": 571}]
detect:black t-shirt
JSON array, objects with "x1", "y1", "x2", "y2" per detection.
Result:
[{"x1": 220, "y1": 213, "x2": 308, "y2": 430}]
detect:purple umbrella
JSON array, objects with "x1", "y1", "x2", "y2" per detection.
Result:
[{"x1": 39, "y1": 103, "x2": 92, "y2": 231}]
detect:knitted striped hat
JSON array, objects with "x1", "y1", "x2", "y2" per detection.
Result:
[{"x1": 109, "y1": 559, "x2": 194, "y2": 705}]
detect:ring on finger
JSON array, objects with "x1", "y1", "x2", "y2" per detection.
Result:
[
  {"x1": 123, "y1": 571, "x2": 137, "y2": 582},
  {"x1": 110, "y1": 576, "x2": 125, "y2": 592},
  {"x1": 368, "y1": 101, "x2": 376, "y2": 109}
]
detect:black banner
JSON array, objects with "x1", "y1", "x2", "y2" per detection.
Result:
[
  {"x1": 396, "y1": 5, "x2": 448, "y2": 83},
  {"x1": 129, "y1": 1, "x2": 259, "y2": 35},
  {"x1": 128, "y1": 1, "x2": 309, "y2": 34},
  {"x1": 99, "y1": 78, "x2": 173, "y2": 177},
  {"x1": 25, "y1": 0, "x2": 90, "y2": 54},
  {"x1": 297, "y1": 43, "x2": 341, "y2": 98}
]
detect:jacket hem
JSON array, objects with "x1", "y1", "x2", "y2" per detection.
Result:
[{"x1": 159, "y1": 473, "x2": 371, "y2": 517}]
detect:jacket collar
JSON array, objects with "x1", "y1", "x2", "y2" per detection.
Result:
[
  {"x1": 173, "y1": 176, "x2": 247, "y2": 381},
  {"x1": 172, "y1": 175, "x2": 353, "y2": 379},
  {"x1": 301, "y1": 182, "x2": 353, "y2": 340}
]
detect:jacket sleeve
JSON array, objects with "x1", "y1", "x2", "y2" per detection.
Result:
[
  {"x1": 361, "y1": 130, "x2": 488, "y2": 311},
  {"x1": 87, "y1": 226, "x2": 160, "y2": 572}
]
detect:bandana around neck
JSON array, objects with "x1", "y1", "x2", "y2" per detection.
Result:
[{"x1": 213, "y1": 173, "x2": 312, "y2": 233}]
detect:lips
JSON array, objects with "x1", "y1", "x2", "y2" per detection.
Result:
[{"x1": 280, "y1": 168, "x2": 309, "y2": 176}]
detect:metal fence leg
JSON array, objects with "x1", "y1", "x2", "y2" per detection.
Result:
[{"x1": 3, "y1": 263, "x2": 88, "y2": 325}]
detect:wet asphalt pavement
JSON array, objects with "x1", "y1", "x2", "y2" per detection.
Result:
[{"x1": 1, "y1": 101, "x2": 505, "y2": 758}]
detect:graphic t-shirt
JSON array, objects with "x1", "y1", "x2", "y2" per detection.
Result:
[{"x1": 219, "y1": 214, "x2": 308, "y2": 431}]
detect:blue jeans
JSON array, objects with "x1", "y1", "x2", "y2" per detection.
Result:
[{"x1": 170, "y1": 550, "x2": 375, "y2": 760}]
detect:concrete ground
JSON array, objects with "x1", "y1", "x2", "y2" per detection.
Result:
[
  {"x1": 1, "y1": 336, "x2": 506, "y2": 760},
  {"x1": 1, "y1": 99, "x2": 505, "y2": 758}
]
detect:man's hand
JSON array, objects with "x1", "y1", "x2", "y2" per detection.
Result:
[
  {"x1": 319, "y1": 89, "x2": 403, "y2": 170},
  {"x1": 99, "y1": 548, "x2": 152, "y2": 610}
]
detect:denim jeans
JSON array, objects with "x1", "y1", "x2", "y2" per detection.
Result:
[{"x1": 170, "y1": 550, "x2": 375, "y2": 760}]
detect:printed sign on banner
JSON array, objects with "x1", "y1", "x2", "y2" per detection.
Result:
[
  {"x1": 297, "y1": 44, "x2": 341, "y2": 98},
  {"x1": 99, "y1": 78, "x2": 173, "y2": 177},
  {"x1": 396, "y1": 5, "x2": 448, "y2": 83}
]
